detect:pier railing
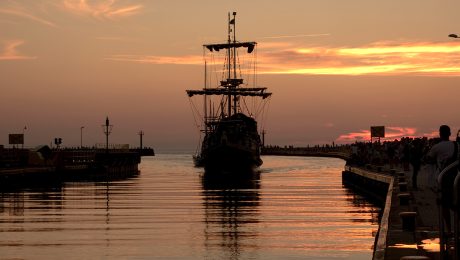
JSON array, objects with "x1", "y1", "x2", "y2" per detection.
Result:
[
  {"x1": 439, "y1": 160, "x2": 460, "y2": 260},
  {"x1": 406, "y1": 158, "x2": 460, "y2": 260}
]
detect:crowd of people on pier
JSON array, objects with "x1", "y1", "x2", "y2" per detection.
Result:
[
  {"x1": 349, "y1": 125, "x2": 459, "y2": 188},
  {"x1": 350, "y1": 125, "x2": 460, "y2": 235},
  {"x1": 349, "y1": 136, "x2": 430, "y2": 179}
]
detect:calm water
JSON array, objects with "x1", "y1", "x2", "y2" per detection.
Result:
[{"x1": 1, "y1": 155, "x2": 381, "y2": 260}]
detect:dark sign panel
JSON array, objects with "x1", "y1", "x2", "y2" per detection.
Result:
[
  {"x1": 371, "y1": 126, "x2": 385, "y2": 138},
  {"x1": 9, "y1": 134, "x2": 24, "y2": 145}
]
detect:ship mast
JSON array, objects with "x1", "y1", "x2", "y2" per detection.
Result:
[
  {"x1": 204, "y1": 60, "x2": 208, "y2": 133},
  {"x1": 186, "y1": 12, "x2": 272, "y2": 117},
  {"x1": 227, "y1": 12, "x2": 239, "y2": 116},
  {"x1": 232, "y1": 12, "x2": 238, "y2": 115},
  {"x1": 227, "y1": 12, "x2": 232, "y2": 116}
]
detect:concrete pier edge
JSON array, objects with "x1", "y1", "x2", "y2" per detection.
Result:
[
  {"x1": 343, "y1": 165, "x2": 394, "y2": 260},
  {"x1": 374, "y1": 173, "x2": 394, "y2": 260}
]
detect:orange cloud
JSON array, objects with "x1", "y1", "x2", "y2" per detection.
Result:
[
  {"x1": 62, "y1": 0, "x2": 143, "y2": 19},
  {"x1": 0, "y1": 40, "x2": 36, "y2": 61},
  {"x1": 336, "y1": 129, "x2": 371, "y2": 143},
  {"x1": 335, "y1": 127, "x2": 438, "y2": 143},
  {"x1": 258, "y1": 41, "x2": 460, "y2": 76},
  {"x1": 0, "y1": 8, "x2": 57, "y2": 27}
]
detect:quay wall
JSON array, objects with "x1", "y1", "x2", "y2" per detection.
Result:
[
  {"x1": 342, "y1": 166, "x2": 394, "y2": 260},
  {"x1": 342, "y1": 166, "x2": 391, "y2": 204},
  {"x1": 0, "y1": 150, "x2": 142, "y2": 186}
]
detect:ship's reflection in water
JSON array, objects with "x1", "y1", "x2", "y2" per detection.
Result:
[{"x1": 201, "y1": 171, "x2": 261, "y2": 259}]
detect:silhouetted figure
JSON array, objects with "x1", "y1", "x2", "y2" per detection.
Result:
[
  {"x1": 426, "y1": 125, "x2": 458, "y2": 233},
  {"x1": 409, "y1": 139, "x2": 423, "y2": 190},
  {"x1": 402, "y1": 142, "x2": 411, "y2": 171}
]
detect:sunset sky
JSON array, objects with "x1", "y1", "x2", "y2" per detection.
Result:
[{"x1": 1, "y1": 0, "x2": 460, "y2": 151}]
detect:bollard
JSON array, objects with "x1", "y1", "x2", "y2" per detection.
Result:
[
  {"x1": 399, "y1": 211, "x2": 417, "y2": 231},
  {"x1": 399, "y1": 182, "x2": 408, "y2": 192},
  {"x1": 398, "y1": 193, "x2": 411, "y2": 206}
]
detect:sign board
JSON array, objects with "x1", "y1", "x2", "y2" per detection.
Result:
[
  {"x1": 370, "y1": 126, "x2": 385, "y2": 138},
  {"x1": 9, "y1": 134, "x2": 24, "y2": 145}
]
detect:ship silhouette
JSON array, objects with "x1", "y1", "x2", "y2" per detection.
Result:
[{"x1": 186, "y1": 12, "x2": 272, "y2": 173}]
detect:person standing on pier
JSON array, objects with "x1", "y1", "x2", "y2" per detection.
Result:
[
  {"x1": 409, "y1": 138, "x2": 423, "y2": 190},
  {"x1": 426, "y1": 125, "x2": 458, "y2": 234}
]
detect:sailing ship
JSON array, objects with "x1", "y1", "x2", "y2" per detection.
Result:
[{"x1": 186, "y1": 12, "x2": 272, "y2": 173}]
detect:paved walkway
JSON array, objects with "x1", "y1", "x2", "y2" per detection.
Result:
[{"x1": 384, "y1": 163, "x2": 442, "y2": 260}]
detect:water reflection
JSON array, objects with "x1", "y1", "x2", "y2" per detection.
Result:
[
  {"x1": 342, "y1": 182, "x2": 382, "y2": 225},
  {"x1": 0, "y1": 186, "x2": 64, "y2": 217},
  {"x1": 0, "y1": 156, "x2": 381, "y2": 259},
  {"x1": 201, "y1": 171, "x2": 261, "y2": 259}
]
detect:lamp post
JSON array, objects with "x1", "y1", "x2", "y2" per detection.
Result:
[
  {"x1": 80, "y1": 126, "x2": 85, "y2": 148},
  {"x1": 22, "y1": 126, "x2": 27, "y2": 149},
  {"x1": 102, "y1": 117, "x2": 113, "y2": 154},
  {"x1": 138, "y1": 130, "x2": 144, "y2": 152}
]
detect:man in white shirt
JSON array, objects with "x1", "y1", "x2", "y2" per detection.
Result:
[
  {"x1": 428, "y1": 125, "x2": 455, "y2": 171},
  {"x1": 427, "y1": 125, "x2": 457, "y2": 234}
]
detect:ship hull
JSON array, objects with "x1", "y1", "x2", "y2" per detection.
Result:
[
  {"x1": 196, "y1": 113, "x2": 263, "y2": 175},
  {"x1": 202, "y1": 145, "x2": 262, "y2": 173}
]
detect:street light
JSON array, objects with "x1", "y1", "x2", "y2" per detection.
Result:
[
  {"x1": 102, "y1": 117, "x2": 113, "y2": 154},
  {"x1": 80, "y1": 126, "x2": 85, "y2": 148},
  {"x1": 138, "y1": 130, "x2": 144, "y2": 152},
  {"x1": 22, "y1": 126, "x2": 27, "y2": 149}
]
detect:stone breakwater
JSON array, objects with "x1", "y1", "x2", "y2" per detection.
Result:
[
  {"x1": 0, "y1": 148, "x2": 146, "y2": 187},
  {"x1": 343, "y1": 164, "x2": 441, "y2": 260}
]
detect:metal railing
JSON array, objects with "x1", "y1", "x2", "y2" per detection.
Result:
[{"x1": 438, "y1": 159, "x2": 460, "y2": 260}]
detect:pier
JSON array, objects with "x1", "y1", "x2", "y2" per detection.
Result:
[
  {"x1": 344, "y1": 164, "x2": 440, "y2": 260},
  {"x1": 0, "y1": 147, "x2": 154, "y2": 186},
  {"x1": 263, "y1": 145, "x2": 450, "y2": 260},
  {"x1": 262, "y1": 145, "x2": 352, "y2": 160}
]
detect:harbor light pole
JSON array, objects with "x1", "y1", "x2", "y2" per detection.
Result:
[
  {"x1": 138, "y1": 130, "x2": 144, "y2": 152},
  {"x1": 102, "y1": 117, "x2": 113, "y2": 154},
  {"x1": 22, "y1": 126, "x2": 27, "y2": 149},
  {"x1": 80, "y1": 126, "x2": 84, "y2": 148}
]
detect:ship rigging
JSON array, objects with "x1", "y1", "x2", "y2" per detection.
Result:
[{"x1": 186, "y1": 12, "x2": 272, "y2": 172}]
